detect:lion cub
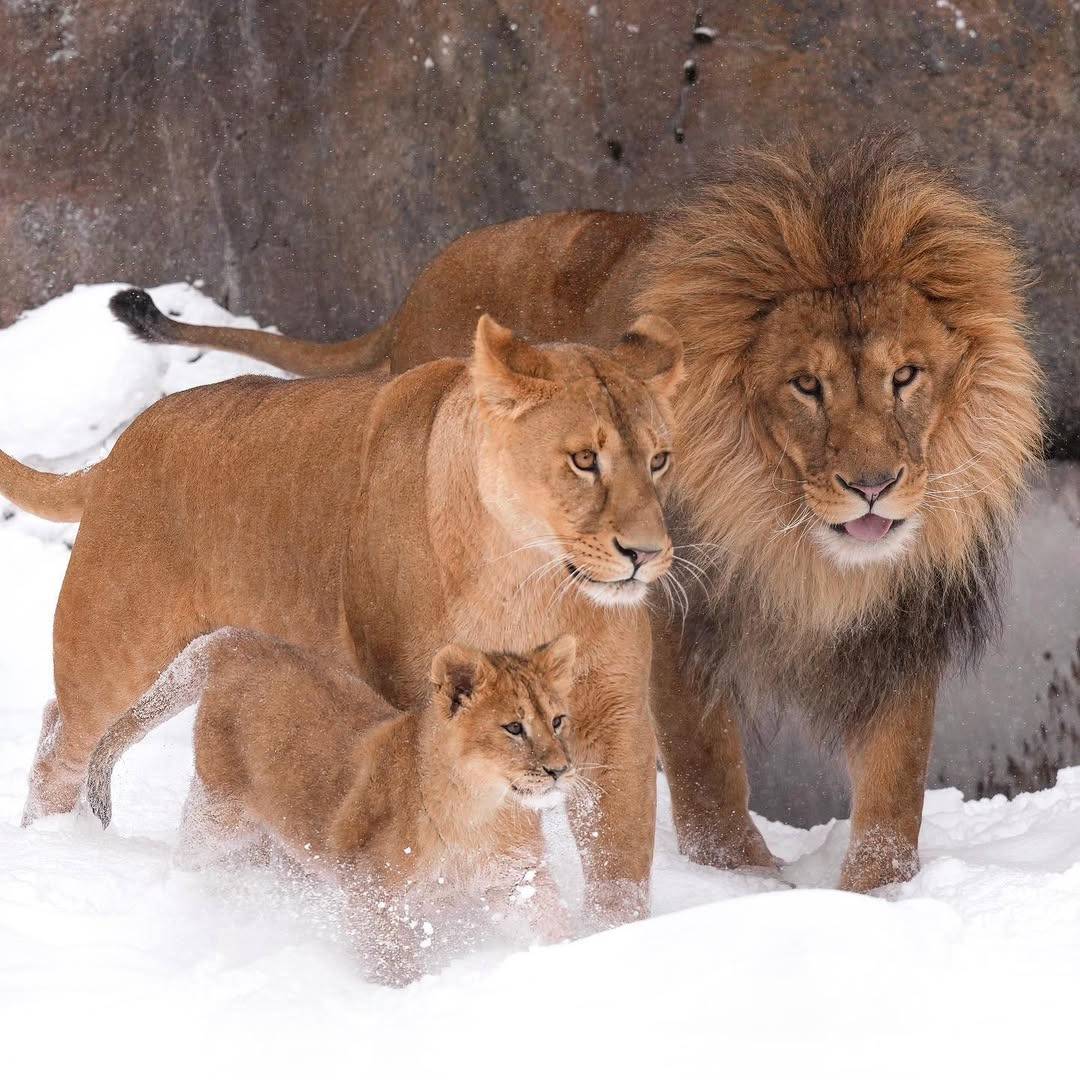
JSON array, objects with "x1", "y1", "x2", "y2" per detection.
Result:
[{"x1": 84, "y1": 627, "x2": 578, "y2": 984}]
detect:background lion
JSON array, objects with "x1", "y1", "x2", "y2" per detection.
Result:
[{"x1": 122, "y1": 134, "x2": 1044, "y2": 891}]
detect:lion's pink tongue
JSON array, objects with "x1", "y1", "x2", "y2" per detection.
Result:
[{"x1": 843, "y1": 513, "x2": 893, "y2": 541}]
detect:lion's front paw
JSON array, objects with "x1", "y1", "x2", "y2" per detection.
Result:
[
  {"x1": 839, "y1": 828, "x2": 919, "y2": 893},
  {"x1": 679, "y1": 816, "x2": 780, "y2": 874}
]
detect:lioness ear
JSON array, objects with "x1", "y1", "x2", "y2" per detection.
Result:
[
  {"x1": 614, "y1": 315, "x2": 685, "y2": 401},
  {"x1": 431, "y1": 643, "x2": 491, "y2": 715},
  {"x1": 471, "y1": 314, "x2": 558, "y2": 419},
  {"x1": 531, "y1": 634, "x2": 577, "y2": 699}
]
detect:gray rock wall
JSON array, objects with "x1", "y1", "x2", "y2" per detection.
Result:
[{"x1": 1, "y1": 1, "x2": 1078, "y2": 452}]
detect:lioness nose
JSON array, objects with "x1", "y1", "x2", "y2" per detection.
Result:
[
  {"x1": 836, "y1": 470, "x2": 901, "y2": 504},
  {"x1": 543, "y1": 765, "x2": 568, "y2": 780},
  {"x1": 613, "y1": 538, "x2": 661, "y2": 568}
]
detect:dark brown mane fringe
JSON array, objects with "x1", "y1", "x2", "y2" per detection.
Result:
[{"x1": 671, "y1": 505, "x2": 1006, "y2": 747}]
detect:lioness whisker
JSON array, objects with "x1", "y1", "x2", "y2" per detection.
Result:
[
  {"x1": 486, "y1": 535, "x2": 574, "y2": 564},
  {"x1": 512, "y1": 555, "x2": 571, "y2": 598},
  {"x1": 663, "y1": 568, "x2": 691, "y2": 621}
]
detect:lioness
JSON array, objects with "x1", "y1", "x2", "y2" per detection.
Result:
[
  {"x1": 84, "y1": 628, "x2": 578, "y2": 986},
  {"x1": 116, "y1": 133, "x2": 1043, "y2": 891},
  {"x1": 7, "y1": 312, "x2": 682, "y2": 924}
]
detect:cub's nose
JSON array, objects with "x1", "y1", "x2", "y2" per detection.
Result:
[
  {"x1": 613, "y1": 538, "x2": 661, "y2": 568},
  {"x1": 543, "y1": 765, "x2": 568, "y2": 780},
  {"x1": 836, "y1": 469, "x2": 902, "y2": 504}
]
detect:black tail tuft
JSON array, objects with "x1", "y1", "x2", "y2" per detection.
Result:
[{"x1": 109, "y1": 288, "x2": 175, "y2": 344}]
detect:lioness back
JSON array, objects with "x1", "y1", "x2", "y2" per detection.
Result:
[{"x1": 48, "y1": 367, "x2": 415, "y2": 754}]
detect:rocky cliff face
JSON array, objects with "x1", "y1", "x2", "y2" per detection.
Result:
[{"x1": 2, "y1": 1, "x2": 1078, "y2": 452}]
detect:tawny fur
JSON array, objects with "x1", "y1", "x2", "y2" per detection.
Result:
[
  {"x1": 85, "y1": 628, "x2": 579, "y2": 985},
  {"x1": 109, "y1": 134, "x2": 1043, "y2": 891},
  {"x1": 13, "y1": 315, "x2": 682, "y2": 925}
]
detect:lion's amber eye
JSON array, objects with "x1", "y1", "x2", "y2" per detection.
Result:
[
  {"x1": 570, "y1": 449, "x2": 598, "y2": 472},
  {"x1": 650, "y1": 451, "x2": 670, "y2": 473},
  {"x1": 552, "y1": 714, "x2": 566, "y2": 732},
  {"x1": 893, "y1": 365, "x2": 919, "y2": 390},
  {"x1": 503, "y1": 722, "x2": 524, "y2": 737},
  {"x1": 792, "y1": 374, "x2": 822, "y2": 397}
]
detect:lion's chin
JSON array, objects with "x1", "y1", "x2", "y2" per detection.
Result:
[
  {"x1": 578, "y1": 577, "x2": 650, "y2": 609},
  {"x1": 813, "y1": 514, "x2": 921, "y2": 569}
]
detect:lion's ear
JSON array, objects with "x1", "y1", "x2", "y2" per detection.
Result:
[
  {"x1": 431, "y1": 643, "x2": 492, "y2": 715},
  {"x1": 530, "y1": 634, "x2": 577, "y2": 699},
  {"x1": 614, "y1": 315, "x2": 685, "y2": 401},
  {"x1": 471, "y1": 314, "x2": 558, "y2": 419}
]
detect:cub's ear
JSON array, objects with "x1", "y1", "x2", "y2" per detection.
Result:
[
  {"x1": 431, "y1": 643, "x2": 491, "y2": 715},
  {"x1": 530, "y1": 634, "x2": 577, "y2": 699},
  {"x1": 471, "y1": 314, "x2": 558, "y2": 419},
  {"x1": 614, "y1": 315, "x2": 685, "y2": 401}
]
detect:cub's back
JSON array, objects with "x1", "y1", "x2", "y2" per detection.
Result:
[{"x1": 194, "y1": 630, "x2": 402, "y2": 845}]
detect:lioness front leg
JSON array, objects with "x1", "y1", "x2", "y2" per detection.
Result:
[
  {"x1": 650, "y1": 628, "x2": 776, "y2": 871},
  {"x1": 567, "y1": 692, "x2": 657, "y2": 930},
  {"x1": 838, "y1": 678, "x2": 935, "y2": 893}
]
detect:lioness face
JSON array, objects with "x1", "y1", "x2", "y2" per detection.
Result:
[
  {"x1": 431, "y1": 637, "x2": 577, "y2": 810},
  {"x1": 472, "y1": 315, "x2": 684, "y2": 607},
  {"x1": 749, "y1": 282, "x2": 962, "y2": 569}
]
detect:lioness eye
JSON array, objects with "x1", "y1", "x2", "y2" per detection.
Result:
[
  {"x1": 570, "y1": 449, "x2": 598, "y2": 473},
  {"x1": 503, "y1": 721, "x2": 525, "y2": 737},
  {"x1": 650, "y1": 451, "x2": 670, "y2": 473},
  {"x1": 893, "y1": 365, "x2": 919, "y2": 390},
  {"x1": 552, "y1": 714, "x2": 566, "y2": 732},
  {"x1": 792, "y1": 374, "x2": 822, "y2": 397}
]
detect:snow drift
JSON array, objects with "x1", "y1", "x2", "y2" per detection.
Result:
[{"x1": 0, "y1": 285, "x2": 1077, "y2": 1078}]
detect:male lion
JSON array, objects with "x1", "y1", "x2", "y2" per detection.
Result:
[
  {"x1": 85, "y1": 628, "x2": 579, "y2": 986},
  {"x1": 6, "y1": 313, "x2": 683, "y2": 925},
  {"x1": 115, "y1": 134, "x2": 1044, "y2": 891}
]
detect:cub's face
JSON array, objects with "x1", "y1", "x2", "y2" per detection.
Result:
[
  {"x1": 430, "y1": 637, "x2": 577, "y2": 810},
  {"x1": 748, "y1": 282, "x2": 962, "y2": 568},
  {"x1": 472, "y1": 315, "x2": 684, "y2": 607}
]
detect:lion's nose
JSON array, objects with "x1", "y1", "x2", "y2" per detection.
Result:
[
  {"x1": 613, "y1": 538, "x2": 661, "y2": 568},
  {"x1": 836, "y1": 469, "x2": 902, "y2": 504},
  {"x1": 543, "y1": 764, "x2": 568, "y2": 780}
]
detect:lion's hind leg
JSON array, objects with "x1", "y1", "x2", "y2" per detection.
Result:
[
  {"x1": 175, "y1": 776, "x2": 267, "y2": 872},
  {"x1": 22, "y1": 698, "x2": 83, "y2": 824}
]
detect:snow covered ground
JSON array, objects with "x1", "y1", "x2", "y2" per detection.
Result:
[{"x1": 1, "y1": 286, "x2": 1078, "y2": 1078}]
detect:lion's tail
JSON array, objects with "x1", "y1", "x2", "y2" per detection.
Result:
[
  {"x1": 83, "y1": 632, "x2": 224, "y2": 827},
  {"x1": 0, "y1": 451, "x2": 96, "y2": 523},
  {"x1": 109, "y1": 288, "x2": 390, "y2": 378}
]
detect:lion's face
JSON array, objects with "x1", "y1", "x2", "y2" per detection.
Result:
[
  {"x1": 471, "y1": 314, "x2": 684, "y2": 607},
  {"x1": 430, "y1": 636, "x2": 577, "y2": 810},
  {"x1": 749, "y1": 282, "x2": 963, "y2": 569}
]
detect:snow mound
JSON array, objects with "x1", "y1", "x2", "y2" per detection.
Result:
[{"x1": 0, "y1": 282, "x2": 286, "y2": 466}]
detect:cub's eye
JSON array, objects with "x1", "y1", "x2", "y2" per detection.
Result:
[
  {"x1": 502, "y1": 721, "x2": 525, "y2": 737},
  {"x1": 650, "y1": 451, "x2": 670, "y2": 473},
  {"x1": 552, "y1": 714, "x2": 566, "y2": 732},
  {"x1": 570, "y1": 449, "x2": 598, "y2": 473},
  {"x1": 792, "y1": 374, "x2": 822, "y2": 398},
  {"x1": 893, "y1": 365, "x2": 919, "y2": 390}
]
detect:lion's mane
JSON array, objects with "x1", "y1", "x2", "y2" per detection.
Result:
[{"x1": 638, "y1": 133, "x2": 1044, "y2": 741}]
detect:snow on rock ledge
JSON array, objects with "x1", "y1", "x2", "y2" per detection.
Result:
[{"x1": 0, "y1": 282, "x2": 287, "y2": 466}]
